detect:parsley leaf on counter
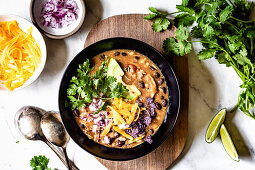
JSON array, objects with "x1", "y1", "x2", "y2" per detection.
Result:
[
  {"x1": 145, "y1": 0, "x2": 255, "y2": 119},
  {"x1": 30, "y1": 155, "x2": 51, "y2": 170}
]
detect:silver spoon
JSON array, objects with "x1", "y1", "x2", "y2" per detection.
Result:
[
  {"x1": 41, "y1": 111, "x2": 71, "y2": 170},
  {"x1": 14, "y1": 106, "x2": 77, "y2": 170}
]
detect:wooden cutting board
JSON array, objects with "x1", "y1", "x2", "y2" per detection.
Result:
[{"x1": 84, "y1": 14, "x2": 188, "y2": 170}]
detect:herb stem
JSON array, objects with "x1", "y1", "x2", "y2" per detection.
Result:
[
  {"x1": 190, "y1": 40, "x2": 248, "y2": 81},
  {"x1": 225, "y1": 21, "x2": 240, "y2": 33},
  {"x1": 230, "y1": 103, "x2": 239, "y2": 112},
  {"x1": 167, "y1": 11, "x2": 183, "y2": 15},
  {"x1": 230, "y1": 16, "x2": 255, "y2": 23}
]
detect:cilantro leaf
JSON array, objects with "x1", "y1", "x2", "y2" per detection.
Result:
[
  {"x1": 146, "y1": 0, "x2": 255, "y2": 119},
  {"x1": 233, "y1": 47, "x2": 251, "y2": 65},
  {"x1": 219, "y1": 6, "x2": 233, "y2": 22},
  {"x1": 144, "y1": 7, "x2": 169, "y2": 20},
  {"x1": 175, "y1": 25, "x2": 189, "y2": 41},
  {"x1": 216, "y1": 52, "x2": 230, "y2": 65},
  {"x1": 238, "y1": 80, "x2": 255, "y2": 119},
  {"x1": 198, "y1": 49, "x2": 216, "y2": 60},
  {"x1": 191, "y1": 26, "x2": 203, "y2": 38},
  {"x1": 163, "y1": 38, "x2": 192, "y2": 56},
  {"x1": 30, "y1": 155, "x2": 51, "y2": 170},
  {"x1": 174, "y1": 13, "x2": 195, "y2": 26},
  {"x1": 109, "y1": 82, "x2": 129, "y2": 98},
  {"x1": 176, "y1": 5, "x2": 195, "y2": 15},
  {"x1": 202, "y1": 24, "x2": 215, "y2": 40},
  {"x1": 67, "y1": 58, "x2": 129, "y2": 111},
  {"x1": 144, "y1": 13, "x2": 157, "y2": 20},
  {"x1": 152, "y1": 18, "x2": 170, "y2": 32},
  {"x1": 182, "y1": 0, "x2": 189, "y2": 7},
  {"x1": 148, "y1": 7, "x2": 158, "y2": 13},
  {"x1": 205, "y1": 2, "x2": 220, "y2": 17},
  {"x1": 226, "y1": 35, "x2": 243, "y2": 53}
]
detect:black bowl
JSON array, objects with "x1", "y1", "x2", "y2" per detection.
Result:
[{"x1": 59, "y1": 37, "x2": 180, "y2": 161}]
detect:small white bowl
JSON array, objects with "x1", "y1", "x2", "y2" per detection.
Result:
[
  {"x1": 30, "y1": 0, "x2": 86, "y2": 39},
  {"x1": 0, "y1": 15, "x2": 47, "y2": 91}
]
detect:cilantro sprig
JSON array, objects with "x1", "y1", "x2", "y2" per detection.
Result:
[
  {"x1": 67, "y1": 58, "x2": 128, "y2": 111},
  {"x1": 145, "y1": 0, "x2": 255, "y2": 119},
  {"x1": 30, "y1": 155, "x2": 51, "y2": 170}
]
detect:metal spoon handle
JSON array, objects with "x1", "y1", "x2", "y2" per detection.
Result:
[
  {"x1": 45, "y1": 140, "x2": 78, "y2": 170},
  {"x1": 63, "y1": 147, "x2": 72, "y2": 170}
]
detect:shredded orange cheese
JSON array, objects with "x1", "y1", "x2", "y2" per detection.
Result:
[
  {"x1": 104, "y1": 98, "x2": 143, "y2": 140},
  {"x1": 0, "y1": 20, "x2": 41, "y2": 90}
]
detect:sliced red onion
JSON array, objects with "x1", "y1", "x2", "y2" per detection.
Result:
[
  {"x1": 41, "y1": 0, "x2": 79, "y2": 28},
  {"x1": 89, "y1": 98, "x2": 103, "y2": 112}
]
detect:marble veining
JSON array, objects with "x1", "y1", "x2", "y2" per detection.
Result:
[{"x1": 0, "y1": 0, "x2": 255, "y2": 169}]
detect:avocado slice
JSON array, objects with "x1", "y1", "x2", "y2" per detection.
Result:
[
  {"x1": 107, "y1": 58, "x2": 141, "y2": 100},
  {"x1": 107, "y1": 58, "x2": 124, "y2": 82}
]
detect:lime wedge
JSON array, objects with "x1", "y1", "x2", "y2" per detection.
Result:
[
  {"x1": 205, "y1": 108, "x2": 226, "y2": 143},
  {"x1": 220, "y1": 124, "x2": 239, "y2": 162}
]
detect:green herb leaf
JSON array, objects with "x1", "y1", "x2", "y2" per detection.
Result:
[
  {"x1": 191, "y1": 26, "x2": 203, "y2": 38},
  {"x1": 152, "y1": 18, "x2": 170, "y2": 32},
  {"x1": 216, "y1": 52, "x2": 230, "y2": 65},
  {"x1": 233, "y1": 47, "x2": 251, "y2": 65},
  {"x1": 146, "y1": 0, "x2": 255, "y2": 119},
  {"x1": 203, "y1": 24, "x2": 215, "y2": 40},
  {"x1": 148, "y1": 7, "x2": 158, "y2": 13},
  {"x1": 175, "y1": 25, "x2": 189, "y2": 41},
  {"x1": 198, "y1": 49, "x2": 216, "y2": 60},
  {"x1": 219, "y1": 6, "x2": 233, "y2": 22},
  {"x1": 182, "y1": 0, "x2": 189, "y2": 7},
  {"x1": 176, "y1": 5, "x2": 195, "y2": 15},
  {"x1": 30, "y1": 155, "x2": 51, "y2": 170},
  {"x1": 174, "y1": 13, "x2": 195, "y2": 26},
  {"x1": 67, "y1": 58, "x2": 129, "y2": 111},
  {"x1": 163, "y1": 38, "x2": 192, "y2": 56},
  {"x1": 144, "y1": 13, "x2": 157, "y2": 20}
]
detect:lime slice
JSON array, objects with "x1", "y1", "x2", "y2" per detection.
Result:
[
  {"x1": 220, "y1": 124, "x2": 239, "y2": 162},
  {"x1": 205, "y1": 108, "x2": 226, "y2": 143}
]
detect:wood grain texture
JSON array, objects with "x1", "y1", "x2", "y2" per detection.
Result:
[{"x1": 84, "y1": 14, "x2": 188, "y2": 170}]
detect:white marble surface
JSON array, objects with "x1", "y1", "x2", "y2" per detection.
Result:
[{"x1": 0, "y1": 0, "x2": 255, "y2": 169}]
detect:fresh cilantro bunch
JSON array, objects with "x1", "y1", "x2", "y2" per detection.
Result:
[
  {"x1": 67, "y1": 58, "x2": 128, "y2": 111},
  {"x1": 30, "y1": 155, "x2": 51, "y2": 170},
  {"x1": 145, "y1": 0, "x2": 255, "y2": 119}
]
